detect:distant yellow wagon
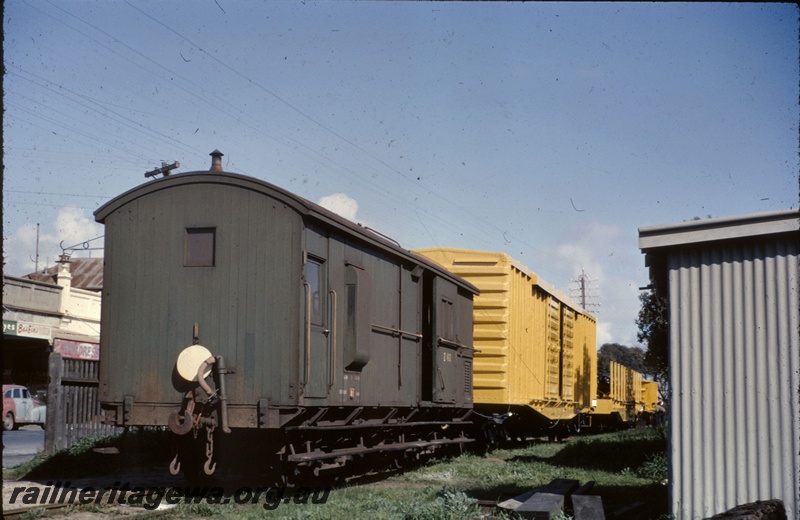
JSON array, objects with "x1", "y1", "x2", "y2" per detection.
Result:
[{"x1": 591, "y1": 360, "x2": 659, "y2": 429}]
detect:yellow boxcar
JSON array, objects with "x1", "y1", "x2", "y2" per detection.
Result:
[
  {"x1": 642, "y1": 379, "x2": 659, "y2": 414},
  {"x1": 592, "y1": 360, "x2": 659, "y2": 429},
  {"x1": 413, "y1": 248, "x2": 597, "y2": 437}
]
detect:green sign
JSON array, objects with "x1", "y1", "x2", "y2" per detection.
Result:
[{"x1": 3, "y1": 320, "x2": 17, "y2": 335}]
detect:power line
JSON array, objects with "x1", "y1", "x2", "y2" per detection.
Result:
[
  {"x1": 3, "y1": 201, "x2": 99, "y2": 210},
  {"x1": 5, "y1": 190, "x2": 110, "y2": 199},
  {"x1": 119, "y1": 0, "x2": 565, "y2": 265},
  {"x1": 8, "y1": 1, "x2": 573, "y2": 280}
]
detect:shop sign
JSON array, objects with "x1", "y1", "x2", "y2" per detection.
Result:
[
  {"x1": 17, "y1": 322, "x2": 52, "y2": 340},
  {"x1": 3, "y1": 320, "x2": 17, "y2": 335},
  {"x1": 54, "y1": 338, "x2": 100, "y2": 361}
]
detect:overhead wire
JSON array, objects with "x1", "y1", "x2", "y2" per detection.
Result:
[
  {"x1": 119, "y1": 0, "x2": 566, "y2": 265},
  {"x1": 8, "y1": 1, "x2": 576, "y2": 281},
  {"x1": 6, "y1": 100, "x2": 156, "y2": 161},
  {"x1": 10, "y1": 68, "x2": 198, "y2": 155},
  {"x1": 6, "y1": 68, "x2": 197, "y2": 158},
  {"x1": 30, "y1": 0, "x2": 423, "y2": 198},
  {"x1": 6, "y1": 190, "x2": 111, "y2": 199}
]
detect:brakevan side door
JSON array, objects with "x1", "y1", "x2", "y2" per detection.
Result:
[
  {"x1": 432, "y1": 277, "x2": 459, "y2": 404},
  {"x1": 303, "y1": 227, "x2": 330, "y2": 399}
]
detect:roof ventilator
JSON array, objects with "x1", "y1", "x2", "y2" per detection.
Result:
[{"x1": 209, "y1": 149, "x2": 224, "y2": 172}]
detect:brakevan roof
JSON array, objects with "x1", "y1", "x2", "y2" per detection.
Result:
[{"x1": 94, "y1": 170, "x2": 479, "y2": 294}]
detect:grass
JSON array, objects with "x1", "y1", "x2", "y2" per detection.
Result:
[
  {"x1": 4, "y1": 427, "x2": 669, "y2": 519},
  {"x1": 138, "y1": 486, "x2": 504, "y2": 520},
  {"x1": 393, "y1": 428, "x2": 668, "y2": 517}
]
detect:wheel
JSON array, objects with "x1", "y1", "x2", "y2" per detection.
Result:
[{"x1": 3, "y1": 413, "x2": 15, "y2": 431}]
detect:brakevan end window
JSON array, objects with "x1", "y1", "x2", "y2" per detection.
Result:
[{"x1": 185, "y1": 228, "x2": 216, "y2": 267}]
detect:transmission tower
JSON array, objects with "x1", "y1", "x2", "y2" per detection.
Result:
[{"x1": 570, "y1": 268, "x2": 601, "y2": 313}]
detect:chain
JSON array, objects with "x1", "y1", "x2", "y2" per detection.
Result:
[
  {"x1": 190, "y1": 390, "x2": 203, "y2": 439},
  {"x1": 203, "y1": 424, "x2": 217, "y2": 475},
  {"x1": 206, "y1": 424, "x2": 215, "y2": 459}
]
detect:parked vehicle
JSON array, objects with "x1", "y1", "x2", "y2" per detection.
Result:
[{"x1": 3, "y1": 384, "x2": 47, "y2": 430}]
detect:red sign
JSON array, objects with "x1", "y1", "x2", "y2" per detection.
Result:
[{"x1": 53, "y1": 339, "x2": 100, "y2": 361}]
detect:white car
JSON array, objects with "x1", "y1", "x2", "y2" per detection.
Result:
[{"x1": 3, "y1": 384, "x2": 46, "y2": 430}]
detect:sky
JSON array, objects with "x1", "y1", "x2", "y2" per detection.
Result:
[{"x1": 3, "y1": 1, "x2": 798, "y2": 347}]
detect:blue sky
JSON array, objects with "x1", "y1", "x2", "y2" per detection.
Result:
[{"x1": 4, "y1": 1, "x2": 798, "y2": 346}]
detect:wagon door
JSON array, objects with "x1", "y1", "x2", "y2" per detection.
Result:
[
  {"x1": 431, "y1": 277, "x2": 460, "y2": 404},
  {"x1": 303, "y1": 228, "x2": 330, "y2": 399}
]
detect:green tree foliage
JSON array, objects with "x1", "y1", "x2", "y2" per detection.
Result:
[
  {"x1": 636, "y1": 288, "x2": 669, "y2": 380},
  {"x1": 597, "y1": 343, "x2": 647, "y2": 375}
]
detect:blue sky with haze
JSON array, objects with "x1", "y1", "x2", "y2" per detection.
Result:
[{"x1": 4, "y1": 1, "x2": 798, "y2": 346}]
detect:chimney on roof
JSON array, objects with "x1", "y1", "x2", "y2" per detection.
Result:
[
  {"x1": 56, "y1": 253, "x2": 72, "y2": 283},
  {"x1": 210, "y1": 149, "x2": 224, "y2": 172},
  {"x1": 56, "y1": 253, "x2": 72, "y2": 314},
  {"x1": 57, "y1": 253, "x2": 72, "y2": 271}
]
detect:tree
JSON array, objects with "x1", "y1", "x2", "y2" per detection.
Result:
[
  {"x1": 636, "y1": 288, "x2": 669, "y2": 380},
  {"x1": 597, "y1": 343, "x2": 647, "y2": 375}
]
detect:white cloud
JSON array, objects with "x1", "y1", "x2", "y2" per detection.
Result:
[
  {"x1": 552, "y1": 221, "x2": 647, "y2": 347},
  {"x1": 318, "y1": 193, "x2": 359, "y2": 222},
  {"x1": 3, "y1": 207, "x2": 104, "y2": 276},
  {"x1": 596, "y1": 321, "x2": 613, "y2": 345}
]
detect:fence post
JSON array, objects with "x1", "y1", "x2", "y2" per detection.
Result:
[{"x1": 45, "y1": 352, "x2": 65, "y2": 454}]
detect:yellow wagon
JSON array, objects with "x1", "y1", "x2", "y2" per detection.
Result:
[{"x1": 413, "y1": 248, "x2": 597, "y2": 440}]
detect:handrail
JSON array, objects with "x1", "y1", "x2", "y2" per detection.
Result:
[
  {"x1": 329, "y1": 289, "x2": 337, "y2": 388},
  {"x1": 304, "y1": 282, "x2": 311, "y2": 384},
  {"x1": 371, "y1": 323, "x2": 422, "y2": 340},
  {"x1": 437, "y1": 337, "x2": 475, "y2": 351}
]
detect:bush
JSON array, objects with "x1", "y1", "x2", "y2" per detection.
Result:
[{"x1": 637, "y1": 452, "x2": 668, "y2": 482}]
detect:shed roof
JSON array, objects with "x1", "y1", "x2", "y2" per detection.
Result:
[{"x1": 638, "y1": 208, "x2": 799, "y2": 251}]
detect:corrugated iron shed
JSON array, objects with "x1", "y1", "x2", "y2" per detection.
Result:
[
  {"x1": 639, "y1": 208, "x2": 799, "y2": 520},
  {"x1": 23, "y1": 257, "x2": 104, "y2": 291}
]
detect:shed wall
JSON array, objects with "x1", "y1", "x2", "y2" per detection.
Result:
[{"x1": 666, "y1": 236, "x2": 799, "y2": 519}]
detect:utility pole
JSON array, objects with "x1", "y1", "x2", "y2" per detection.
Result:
[
  {"x1": 570, "y1": 268, "x2": 601, "y2": 313},
  {"x1": 35, "y1": 223, "x2": 40, "y2": 273},
  {"x1": 29, "y1": 223, "x2": 41, "y2": 272},
  {"x1": 145, "y1": 161, "x2": 180, "y2": 179}
]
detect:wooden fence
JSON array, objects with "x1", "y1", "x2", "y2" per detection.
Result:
[{"x1": 45, "y1": 352, "x2": 120, "y2": 453}]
